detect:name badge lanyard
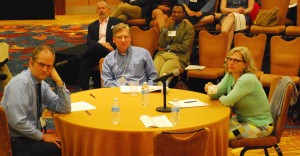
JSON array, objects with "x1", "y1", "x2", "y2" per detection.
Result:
[{"x1": 116, "y1": 50, "x2": 130, "y2": 78}]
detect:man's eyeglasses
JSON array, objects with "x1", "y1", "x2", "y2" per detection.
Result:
[
  {"x1": 114, "y1": 35, "x2": 130, "y2": 40},
  {"x1": 35, "y1": 61, "x2": 53, "y2": 69},
  {"x1": 226, "y1": 57, "x2": 245, "y2": 64}
]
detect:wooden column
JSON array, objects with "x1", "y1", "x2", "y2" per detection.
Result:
[{"x1": 55, "y1": 0, "x2": 66, "y2": 15}]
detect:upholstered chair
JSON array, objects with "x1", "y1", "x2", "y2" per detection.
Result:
[
  {"x1": 229, "y1": 76, "x2": 296, "y2": 156},
  {"x1": 153, "y1": 127, "x2": 210, "y2": 156},
  {"x1": 233, "y1": 33, "x2": 267, "y2": 79},
  {"x1": 187, "y1": 30, "x2": 228, "y2": 81},
  {"x1": 250, "y1": 0, "x2": 290, "y2": 35},
  {"x1": 126, "y1": 19, "x2": 148, "y2": 28},
  {"x1": 259, "y1": 36, "x2": 300, "y2": 87},
  {"x1": 0, "y1": 106, "x2": 12, "y2": 156},
  {"x1": 99, "y1": 58, "x2": 104, "y2": 88},
  {"x1": 285, "y1": 0, "x2": 300, "y2": 37},
  {"x1": 129, "y1": 26, "x2": 159, "y2": 57}
]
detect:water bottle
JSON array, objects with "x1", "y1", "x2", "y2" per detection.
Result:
[
  {"x1": 89, "y1": 77, "x2": 94, "y2": 89},
  {"x1": 112, "y1": 97, "x2": 120, "y2": 125},
  {"x1": 171, "y1": 98, "x2": 180, "y2": 125},
  {"x1": 141, "y1": 82, "x2": 149, "y2": 106}
]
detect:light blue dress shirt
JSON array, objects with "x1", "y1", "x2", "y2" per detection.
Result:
[
  {"x1": 0, "y1": 69, "x2": 71, "y2": 140},
  {"x1": 102, "y1": 46, "x2": 158, "y2": 87}
]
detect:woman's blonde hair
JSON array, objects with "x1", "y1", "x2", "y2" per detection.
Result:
[{"x1": 224, "y1": 46, "x2": 257, "y2": 73}]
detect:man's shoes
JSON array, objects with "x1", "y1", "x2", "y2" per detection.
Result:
[
  {"x1": 0, "y1": 71, "x2": 7, "y2": 80},
  {"x1": 55, "y1": 60, "x2": 69, "y2": 68}
]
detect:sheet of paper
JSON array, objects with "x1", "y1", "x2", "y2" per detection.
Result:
[
  {"x1": 120, "y1": 85, "x2": 163, "y2": 93},
  {"x1": 185, "y1": 65, "x2": 206, "y2": 70},
  {"x1": 71, "y1": 101, "x2": 96, "y2": 112},
  {"x1": 140, "y1": 115, "x2": 173, "y2": 128},
  {"x1": 168, "y1": 99, "x2": 209, "y2": 108},
  {"x1": 151, "y1": 115, "x2": 173, "y2": 127}
]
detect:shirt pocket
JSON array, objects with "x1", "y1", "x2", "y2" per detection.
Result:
[{"x1": 128, "y1": 60, "x2": 144, "y2": 77}]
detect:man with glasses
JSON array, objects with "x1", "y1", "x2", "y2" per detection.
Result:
[
  {"x1": 55, "y1": 0, "x2": 123, "y2": 90},
  {"x1": 1, "y1": 45, "x2": 71, "y2": 156},
  {"x1": 102, "y1": 23, "x2": 158, "y2": 87}
]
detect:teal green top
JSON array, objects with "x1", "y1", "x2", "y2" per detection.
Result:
[{"x1": 209, "y1": 73, "x2": 273, "y2": 127}]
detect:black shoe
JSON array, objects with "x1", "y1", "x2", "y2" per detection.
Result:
[
  {"x1": 55, "y1": 60, "x2": 69, "y2": 68},
  {"x1": 0, "y1": 71, "x2": 7, "y2": 80}
]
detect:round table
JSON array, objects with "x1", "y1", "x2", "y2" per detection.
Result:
[{"x1": 54, "y1": 88, "x2": 230, "y2": 156}]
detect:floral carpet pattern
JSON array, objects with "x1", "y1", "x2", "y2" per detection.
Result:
[{"x1": 0, "y1": 24, "x2": 88, "y2": 76}]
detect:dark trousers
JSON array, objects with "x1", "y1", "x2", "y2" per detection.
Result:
[
  {"x1": 11, "y1": 137, "x2": 61, "y2": 156},
  {"x1": 75, "y1": 44, "x2": 110, "y2": 90}
]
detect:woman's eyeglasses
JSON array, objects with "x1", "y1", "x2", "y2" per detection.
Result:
[{"x1": 226, "y1": 57, "x2": 245, "y2": 64}]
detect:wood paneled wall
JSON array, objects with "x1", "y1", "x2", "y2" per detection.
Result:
[{"x1": 61, "y1": 0, "x2": 121, "y2": 14}]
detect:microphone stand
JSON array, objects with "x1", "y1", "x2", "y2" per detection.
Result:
[{"x1": 156, "y1": 80, "x2": 171, "y2": 112}]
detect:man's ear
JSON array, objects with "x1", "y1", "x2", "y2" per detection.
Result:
[{"x1": 29, "y1": 58, "x2": 34, "y2": 66}]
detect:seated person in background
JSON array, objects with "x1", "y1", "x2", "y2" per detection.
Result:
[
  {"x1": 55, "y1": 0, "x2": 123, "y2": 90},
  {"x1": 150, "y1": 0, "x2": 177, "y2": 31},
  {"x1": 102, "y1": 23, "x2": 158, "y2": 87},
  {"x1": 219, "y1": 0, "x2": 255, "y2": 51},
  {"x1": 204, "y1": 47, "x2": 273, "y2": 140},
  {"x1": 153, "y1": 4, "x2": 195, "y2": 83},
  {"x1": 287, "y1": 0, "x2": 297, "y2": 25},
  {"x1": 1, "y1": 45, "x2": 71, "y2": 156},
  {"x1": 178, "y1": 0, "x2": 215, "y2": 28},
  {"x1": 111, "y1": 0, "x2": 153, "y2": 25}
]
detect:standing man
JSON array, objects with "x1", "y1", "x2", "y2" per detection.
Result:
[
  {"x1": 55, "y1": 0, "x2": 123, "y2": 90},
  {"x1": 102, "y1": 23, "x2": 158, "y2": 87},
  {"x1": 1, "y1": 45, "x2": 71, "y2": 156},
  {"x1": 153, "y1": 4, "x2": 195, "y2": 81}
]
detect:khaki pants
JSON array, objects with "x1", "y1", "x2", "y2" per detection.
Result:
[
  {"x1": 154, "y1": 52, "x2": 181, "y2": 84},
  {"x1": 111, "y1": 5, "x2": 142, "y2": 21}
]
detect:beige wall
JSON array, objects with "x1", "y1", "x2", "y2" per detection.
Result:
[{"x1": 66, "y1": 0, "x2": 121, "y2": 14}]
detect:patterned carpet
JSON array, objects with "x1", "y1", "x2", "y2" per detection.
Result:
[
  {"x1": 0, "y1": 25, "x2": 88, "y2": 76},
  {"x1": 1, "y1": 14, "x2": 300, "y2": 156}
]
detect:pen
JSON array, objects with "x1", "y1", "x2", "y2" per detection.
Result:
[
  {"x1": 184, "y1": 100, "x2": 197, "y2": 103},
  {"x1": 90, "y1": 94, "x2": 96, "y2": 99},
  {"x1": 85, "y1": 110, "x2": 91, "y2": 115}
]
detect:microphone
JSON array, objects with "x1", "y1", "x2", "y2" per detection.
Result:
[{"x1": 154, "y1": 70, "x2": 180, "y2": 82}]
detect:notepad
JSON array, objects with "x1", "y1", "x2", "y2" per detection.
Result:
[
  {"x1": 140, "y1": 115, "x2": 173, "y2": 128},
  {"x1": 168, "y1": 99, "x2": 209, "y2": 108},
  {"x1": 185, "y1": 65, "x2": 206, "y2": 70},
  {"x1": 71, "y1": 101, "x2": 96, "y2": 112}
]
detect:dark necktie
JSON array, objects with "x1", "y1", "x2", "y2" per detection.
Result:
[{"x1": 36, "y1": 83, "x2": 42, "y2": 127}]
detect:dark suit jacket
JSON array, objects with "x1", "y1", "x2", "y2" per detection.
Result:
[{"x1": 87, "y1": 17, "x2": 123, "y2": 49}]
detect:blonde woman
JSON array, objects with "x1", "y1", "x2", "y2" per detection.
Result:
[{"x1": 204, "y1": 47, "x2": 273, "y2": 140}]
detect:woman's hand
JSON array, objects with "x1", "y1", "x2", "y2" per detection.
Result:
[
  {"x1": 235, "y1": 7, "x2": 245, "y2": 14},
  {"x1": 204, "y1": 82, "x2": 215, "y2": 93}
]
